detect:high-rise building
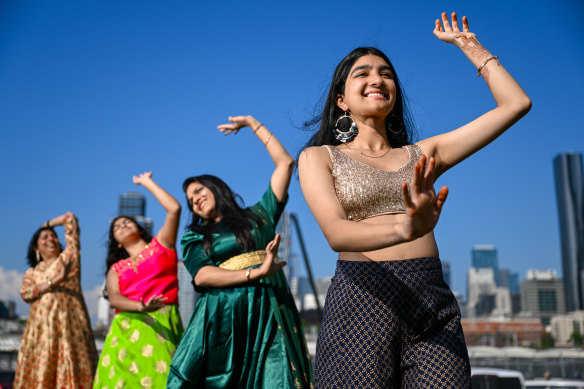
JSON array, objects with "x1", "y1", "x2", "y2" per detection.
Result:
[
  {"x1": 553, "y1": 152, "x2": 584, "y2": 312},
  {"x1": 472, "y1": 245, "x2": 499, "y2": 285},
  {"x1": 441, "y1": 261, "x2": 451, "y2": 287},
  {"x1": 467, "y1": 267, "x2": 497, "y2": 318},
  {"x1": 499, "y1": 269, "x2": 521, "y2": 314},
  {"x1": 118, "y1": 192, "x2": 153, "y2": 234},
  {"x1": 520, "y1": 269, "x2": 565, "y2": 325},
  {"x1": 177, "y1": 262, "x2": 197, "y2": 324}
]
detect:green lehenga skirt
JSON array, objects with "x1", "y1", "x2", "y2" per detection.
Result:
[
  {"x1": 94, "y1": 304, "x2": 183, "y2": 389},
  {"x1": 167, "y1": 270, "x2": 314, "y2": 388}
]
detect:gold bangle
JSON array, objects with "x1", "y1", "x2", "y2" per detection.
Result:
[
  {"x1": 477, "y1": 56, "x2": 499, "y2": 77},
  {"x1": 253, "y1": 123, "x2": 263, "y2": 133},
  {"x1": 245, "y1": 268, "x2": 252, "y2": 282},
  {"x1": 263, "y1": 133, "x2": 272, "y2": 146},
  {"x1": 47, "y1": 278, "x2": 53, "y2": 292}
]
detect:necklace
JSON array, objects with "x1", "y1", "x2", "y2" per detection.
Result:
[{"x1": 360, "y1": 147, "x2": 391, "y2": 158}]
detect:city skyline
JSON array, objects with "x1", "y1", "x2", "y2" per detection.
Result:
[{"x1": 1, "y1": 1, "x2": 583, "y2": 317}]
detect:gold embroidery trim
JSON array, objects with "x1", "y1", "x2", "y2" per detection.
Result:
[{"x1": 218, "y1": 250, "x2": 277, "y2": 270}]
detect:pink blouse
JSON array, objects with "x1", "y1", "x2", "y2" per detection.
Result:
[{"x1": 112, "y1": 237, "x2": 179, "y2": 310}]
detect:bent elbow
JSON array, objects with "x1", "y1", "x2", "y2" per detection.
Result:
[
  {"x1": 169, "y1": 203, "x2": 182, "y2": 215},
  {"x1": 518, "y1": 96, "x2": 532, "y2": 116},
  {"x1": 324, "y1": 234, "x2": 343, "y2": 252}
]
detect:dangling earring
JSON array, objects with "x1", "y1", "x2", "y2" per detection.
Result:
[
  {"x1": 387, "y1": 114, "x2": 406, "y2": 142},
  {"x1": 333, "y1": 111, "x2": 358, "y2": 143},
  {"x1": 36, "y1": 251, "x2": 41, "y2": 262}
]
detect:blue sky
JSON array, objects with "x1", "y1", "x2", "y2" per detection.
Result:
[{"x1": 1, "y1": 0, "x2": 583, "y2": 316}]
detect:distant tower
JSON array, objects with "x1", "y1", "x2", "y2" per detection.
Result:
[
  {"x1": 472, "y1": 245, "x2": 499, "y2": 285},
  {"x1": 553, "y1": 152, "x2": 584, "y2": 312},
  {"x1": 118, "y1": 192, "x2": 153, "y2": 234},
  {"x1": 441, "y1": 261, "x2": 451, "y2": 287}
]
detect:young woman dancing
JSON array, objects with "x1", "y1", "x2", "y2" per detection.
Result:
[
  {"x1": 94, "y1": 172, "x2": 184, "y2": 389},
  {"x1": 15, "y1": 212, "x2": 98, "y2": 388},
  {"x1": 298, "y1": 13, "x2": 531, "y2": 388},
  {"x1": 167, "y1": 115, "x2": 313, "y2": 388}
]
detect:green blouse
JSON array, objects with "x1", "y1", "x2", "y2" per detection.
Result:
[{"x1": 181, "y1": 182, "x2": 287, "y2": 282}]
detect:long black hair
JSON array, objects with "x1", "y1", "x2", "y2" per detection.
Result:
[
  {"x1": 183, "y1": 174, "x2": 263, "y2": 256},
  {"x1": 26, "y1": 227, "x2": 62, "y2": 268},
  {"x1": 301, "y1": 47, "x2": 416, "y2": 151},
  {"x1": 105, "y1": 216, "x2": 152, "y2": 275}
]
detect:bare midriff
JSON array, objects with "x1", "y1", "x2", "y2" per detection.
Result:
[{"x1": 337, "y1": 213, "x2": 440, "y2": 262}]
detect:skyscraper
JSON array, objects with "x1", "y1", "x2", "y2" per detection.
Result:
[
  {"x1": 553, "y1": 152, "x2": 584, "y2": 311},
  {"x1": 472, "y1": 245, "x2": 499, "y2": 285}
]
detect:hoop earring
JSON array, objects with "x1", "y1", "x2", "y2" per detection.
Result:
[
  {"x1": 36, "y1": 251, "x2": 41, "y2": 262},
  {"x1": 333, "y1": 112, "x2": 358, "y2": 143},
  {"x1": 387, "y1": 115, "x2": 406, "y2": 142}
]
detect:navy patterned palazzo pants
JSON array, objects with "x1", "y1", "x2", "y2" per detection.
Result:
[{"x1": 314, "y1": 258, "x2": 471, "y2": 389}]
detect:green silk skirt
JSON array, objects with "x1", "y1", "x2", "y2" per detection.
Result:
[
  {"x1": 167, "y1": 270, "x2": 314, "y2": 388},
  {"x1": 94, "y1": 304, "x2": 183, "y2": 389}
]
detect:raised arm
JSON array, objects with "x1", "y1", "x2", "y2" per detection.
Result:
[
  {"x1": 298, "y1": 147, "x2": 448, "y2": 252},
  {"x1": 43, "y1": 212, "x2": 80, "y2": 267},
  {"x1": 418, "y1": 12, "x2": 531, "y2": 177},
  {"x1": 217, "y1": 115, "x2": 294, "y2": 201},
  {"x1": 133, "y1": 172, "x2": 181, "y2": 249}
]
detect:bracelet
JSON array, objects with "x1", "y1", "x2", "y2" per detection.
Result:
[
  {"x1": 46, "y1": 220, "x2": 51, "y2": 228},
  {"x1": 245, "y1": 268, "x2": 252, "y2": 282},
  {"x1": 263, "y1": 133, "x2": 273, "y2": 147},
  {"x1": 477, "y1": 56, "x2": 499, "y2": 77},
  {"x1": 253, "y1": 123, "x2": 263, "y2": 133},
  {"x1": 47, "y1": 278, "x2": 53, "y2": 292}
]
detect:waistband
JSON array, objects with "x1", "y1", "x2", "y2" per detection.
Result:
[
  {"x1": 337, "y1": 257, "x2": 442, "y2": 272},
  {"x1": 219, "y1": 250, "x2": 278, "y2": 270}
]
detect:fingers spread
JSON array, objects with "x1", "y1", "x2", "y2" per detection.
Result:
[
  {"x1": 424, "y1": 157, "x2": 436, "y2": 187},
  {"x1": 433, "y1": 19, "x2": 442, "y2": 34},
  {"x1": 441, "y1": 12, "x2": 452, "y2": 32},
  {"x1": 436, "y1": 186, "x2": 449, "y2": 212},
  {"x1": 402, "y1": 182, "x2": 414, "y2": 209},
  {"x1": 462, "y1": 15, "x2": 469, "y2": 32},
  {"x1": 451, "y1": 12, "x2": 459, "y2": 32}
]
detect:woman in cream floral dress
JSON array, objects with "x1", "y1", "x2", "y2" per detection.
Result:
[{"x1": 14, "y1": 212, "x2": 98, "y2": 388}]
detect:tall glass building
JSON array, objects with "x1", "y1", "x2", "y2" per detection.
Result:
[
  {"x1": 472, "y1": 245, "x2": 499, "y2": 285},
  {"x1": 554, "y1": 152, "x2": 584, "y2": 312}
]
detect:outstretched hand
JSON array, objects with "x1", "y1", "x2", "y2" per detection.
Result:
[
  {"x1": 433, "y1": 12, "x2": 476, "y2": 47},
  {"x1": 217, "y1": 115, "x2": 256, "y2": 135},
  {"x1": 400, "y1": 156, "x2": 448, "y2": 242},
  {"x1": 140, "y1": 294, "x2": 167, "y2": 312},
  {"x1": 133, "y1": 171, "x2": 153, "y2": 185},
  {"x1": 256, "y1": 233, "x2": 287, "y2": 279}
]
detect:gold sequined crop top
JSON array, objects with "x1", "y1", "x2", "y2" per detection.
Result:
[{"x1": 323, "y1": 144, "x2": 424, "y2": 221}]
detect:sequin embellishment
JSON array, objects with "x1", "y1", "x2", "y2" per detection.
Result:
[{"x1": 324, "y1": 144, "x2": 423, "y2": 221}]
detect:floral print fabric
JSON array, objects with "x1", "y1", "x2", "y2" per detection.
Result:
[{"x1": 14, "y1": 213, "x2": 98, "y2": 389}]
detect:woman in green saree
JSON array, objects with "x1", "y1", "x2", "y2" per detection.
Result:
[{"x1": 167, "y1": 115, "x2": 313, "y2": 388}]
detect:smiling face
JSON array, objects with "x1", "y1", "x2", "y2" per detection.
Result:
[
  {"x1": 336, "y1": 54, "x2": 397, "y2": 122},
  {"x1": 36, "y1": 229, "x2": 61, "y2": 260},
  {"x1": 111, "y1": 217, "x2": 141, "y2": 245},
  {"x1": 186, "y1": 181, "x2": 220, "y2": 221}
]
